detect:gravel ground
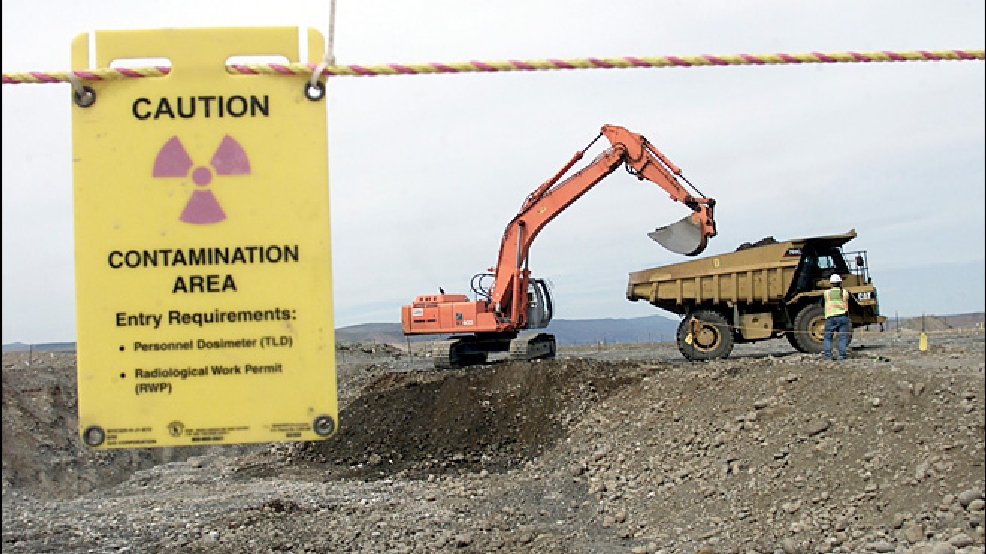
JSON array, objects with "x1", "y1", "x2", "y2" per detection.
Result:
[{"x1": 3, "y1": 329, "x2": 984, "y2": 554}]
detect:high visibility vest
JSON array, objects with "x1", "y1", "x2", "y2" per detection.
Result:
[{"x1": 824, "y1": 287, "x2": 848, "y2": 317}]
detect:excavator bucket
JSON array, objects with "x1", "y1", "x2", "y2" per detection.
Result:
[{"x1": 648, "y1": 214, "x2": 708, "y2": 256}]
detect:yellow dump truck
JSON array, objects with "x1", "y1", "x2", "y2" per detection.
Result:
[{"x1": 626, "y1": 229, "x2": 886, "y2": 360}]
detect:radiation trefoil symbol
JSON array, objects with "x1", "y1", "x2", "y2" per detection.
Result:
[{"x1": 152, "y1": 134, "x2": 251, "y2": 224}]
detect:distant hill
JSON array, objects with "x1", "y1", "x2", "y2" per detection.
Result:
[
  {"x1": 2, "y1": 342, "x2": 77, "y2": 353},
  {"x1": 335, "y1": 322, "x2": 424, "y2": 345},
  {"x1": 334, "y1": 312, "x2": 986, "y2": 345},
  {"x1": 881, "y1": 312, "x2": 985, "y2": 333},
  {"x1": 2, "y1": 316, "x2": 681, "y2": 352},
  {"x1": 542, "y1": 315, "x2": 680, "y2": 345},
  {"x1": 338, "y1": 315, "x2": 681, "y2": 347},
  {"x1": 4, "y1": 312, "x2": 982, "y2": 352}
]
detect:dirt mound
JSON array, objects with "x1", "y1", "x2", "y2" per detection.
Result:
[
  {"x1": 1, "y1": 352, "x2": 261, "y2": 499},
  {"x1": 294, "y1": 359, "x2": 643, "y2": 479},
  {"x1": 735, "y1": 236, "x2": 779, "y2": 251},
  {"x1": 336, "y1": 341, "x2": 404, "y2": 356},
  {"x1": 548, "y1": 353, "x2": 985, "y2": 549}
]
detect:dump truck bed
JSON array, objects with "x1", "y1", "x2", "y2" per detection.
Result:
[{"x1": 626, "y1": 230, "x2": 860, "y2": 316}]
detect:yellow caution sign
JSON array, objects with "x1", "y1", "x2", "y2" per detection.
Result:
[{"x1": 71, "y1": 27, "x2": 336, "y2": 448}]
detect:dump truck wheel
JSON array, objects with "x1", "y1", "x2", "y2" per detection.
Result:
[
  {"x1": 677, "y1": 310, "x2": 734, "y2": 361},
  {"x1": 785, "y1": 332, "x2": 805, "y2": 352},
  {"x1": 791, "y1": 304, "x2": 826, "y2": 353}
]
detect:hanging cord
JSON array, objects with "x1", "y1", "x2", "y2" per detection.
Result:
[
  {"x1": 309, "y1": 0, "x2": 337, "y2": 90},
  {"x1": 65, "y1": 71, "x2": 96, "y2": 107},
  {"x1": 65, "y1": 71, "x2": 85, "y2": 97}
]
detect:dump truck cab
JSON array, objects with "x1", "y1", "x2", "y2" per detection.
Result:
[
  {"x1": 790, "y1": 235, "x2": 867, "y2": 297},
  {"x1": 626, "y1": 229, "x2": 886, "y2": 360}
]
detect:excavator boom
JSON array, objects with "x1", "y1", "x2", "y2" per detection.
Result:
[{"x1": 488, "y1": 124, "x2": 716, "y2": 319}]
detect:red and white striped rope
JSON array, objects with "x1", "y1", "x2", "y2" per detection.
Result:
[{"x1": 3, "y1": 49, "x2": 982, "y2": 85}]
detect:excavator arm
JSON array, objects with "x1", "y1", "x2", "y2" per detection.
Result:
[
  {"x1": 488, "y1": 124, "x2": 717, "y2": 326},
  {"x1": 603, "y1": 126, "x2": 717, "y2": 256}
]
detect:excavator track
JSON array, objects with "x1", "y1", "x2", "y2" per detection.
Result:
[
  {"x1": 431, "y1": 338, "x2": 490, "y2": 369},
  {"x1": 431, "y1": 340, "x2": 457, "y2": 369},
  {"x1": 430, "y1": 333, "x2": 555, "y2": 368},
  {"x1": 508, "y1": 332, "x2": 557, "y2": 362}
]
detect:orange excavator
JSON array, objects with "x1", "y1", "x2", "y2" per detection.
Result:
[{"x1": 401, "y1": 124, "x2": 717, "y2": 368}]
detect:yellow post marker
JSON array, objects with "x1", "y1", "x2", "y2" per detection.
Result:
[
  {"x1": 71, "y1": 28, "x2": 336, "y2": 448},
  {"x1": 918, "y1": 313, "x2": 928, "y2": 352}
]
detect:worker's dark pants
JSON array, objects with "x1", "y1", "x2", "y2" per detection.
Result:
[{"x1": 823, "y1": 313, "x2": 850, "y2": 360}]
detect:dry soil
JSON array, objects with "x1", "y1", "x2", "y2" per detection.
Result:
[{"x1": 3, "y1": 329, "x2": 984, "y2": 554}]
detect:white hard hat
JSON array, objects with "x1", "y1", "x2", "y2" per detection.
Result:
[{"x1": 829, "y1": 274, "x2": 842, "y2": 284}]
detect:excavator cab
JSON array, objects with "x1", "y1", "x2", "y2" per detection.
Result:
[{"x1": 525, "y1": 278, "x2": 553, "y2": 329}]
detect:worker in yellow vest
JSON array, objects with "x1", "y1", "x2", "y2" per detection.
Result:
[{"x1": 823, "y1": 273, "x2": 850, "y2": 360}]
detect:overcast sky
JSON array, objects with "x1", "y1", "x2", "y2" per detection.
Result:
[{"x1": 2, "y1": 0, "x2": 984, "y2": 344}]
